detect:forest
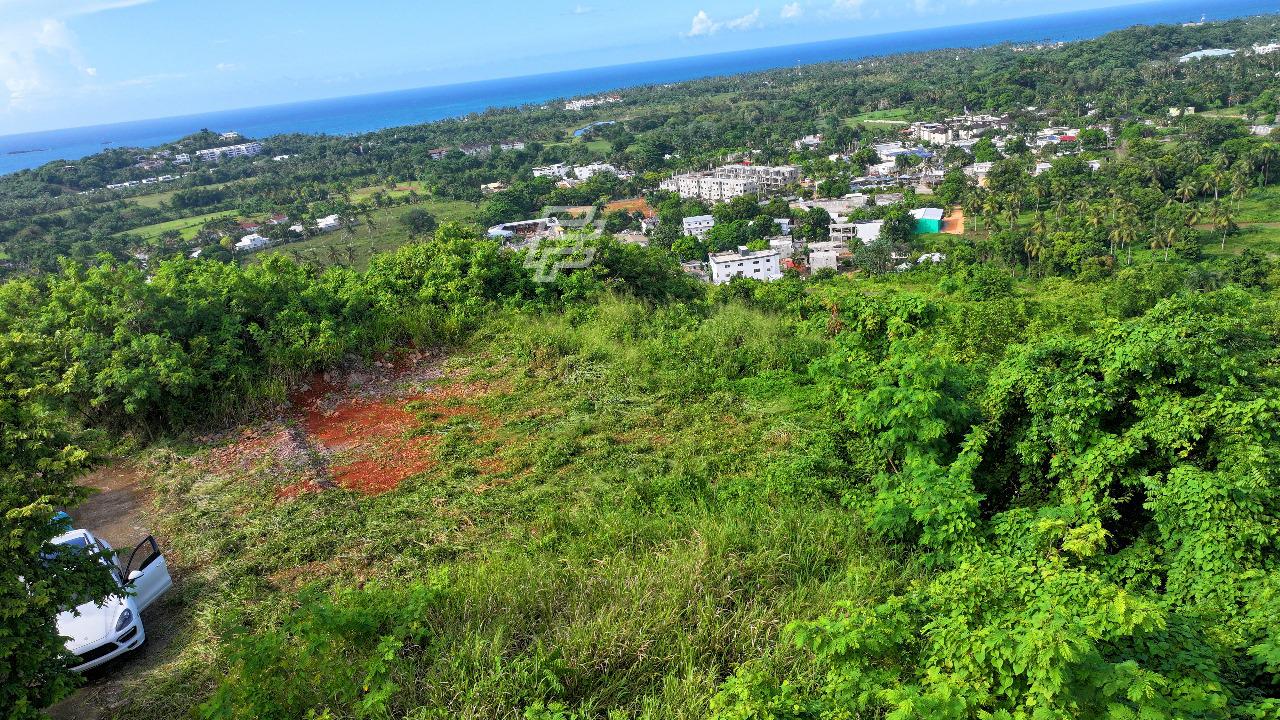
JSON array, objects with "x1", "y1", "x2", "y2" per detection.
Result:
[{"x1": 3, "y1": 11, "x2": 1280, "y2": 720}]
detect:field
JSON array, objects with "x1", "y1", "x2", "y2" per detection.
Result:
[
  {"x1": 258, "y1": 199, "x2": 480, "y2": 268},
  {"x1": 98, "y1": 298, "x2": 881, "y2": 719},
  {"x1": 350, "y1": 180, "x2": 429, "y2": 201},
  {"x1": 120, "y1": 210, "x2": 238, "y2": 242},
  {"x1": 845, "y1": 107, "x2": 913, "y2": 126}
]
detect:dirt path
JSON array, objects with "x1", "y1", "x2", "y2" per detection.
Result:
[
  {"x1": 942, "y1": 206, "x2": 966, "y2": 235},
  {"x1": 47, "y1": 465, "x2": 181, "y2": 720}
]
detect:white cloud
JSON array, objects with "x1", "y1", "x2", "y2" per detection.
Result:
[
  {"x1": 686, "y1": 8, "x2": 762, "y2": 37},
  {"x1": 831, "y1": 0, "x2": 865, "y2": 16},
  {"x1": 726, "y1": 8, "x2": 761, "y2": 30},
  {"x1": 215, "y1": 62, "x2": 240, "y2": 72},
  {"x1": 571, "y1": 4, "x2": 593, "y2": 14},
  {"x1": 781, "y1": 2, "x2": 803, "y2": 19},
  {"x1": 0, "y1": 0, "x2": 154, "y2": 114},
  {"x1": 688, "y1": 10, "x2": 717, "y2": 36}
]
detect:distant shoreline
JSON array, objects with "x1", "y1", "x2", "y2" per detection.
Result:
[{"x1": 0, "y1": 0, "x2": 1273, "y2": 176}]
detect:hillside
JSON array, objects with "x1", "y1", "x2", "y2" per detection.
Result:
[{"x1": 3, "y1": 12, "x2": 1280, "y2": 720}]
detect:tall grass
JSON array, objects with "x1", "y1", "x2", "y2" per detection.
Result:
[{"x1": 124, "y1": 296, "x2": 894, "y2": 719}]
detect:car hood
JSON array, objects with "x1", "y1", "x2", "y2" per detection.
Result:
[{"x1": 57, "y1": 595, "x2": 129, "y2": 651}]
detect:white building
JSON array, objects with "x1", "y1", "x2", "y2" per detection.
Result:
[
  {"x1": 1251, "y1": 125, "x2": 1278, "y2": 137},
  {"x1": 195, "y1": 141, "x2": 263, "y2": 163},
  {"x1": 573, "y1": 162, "x2": 621, "y2": 181},
  {"x1": 316, "y1": 214, "x2": 342, "y2": 232},
  {"x1": 533, "y1": 163, "x2": 572, "y2": 179},
  {"x1": 709, "y1": 247, "x2": 783, "y2": 284},
  {"x1": 794, "y1": 134, "x2": 823, "y2": 150},
  {"x1": 235, "y1": 233, "x2": 270, "y2": 252},
  {"x1": 1179, "y1": 49, "x2": 1237, "y2": 63},
  {"x1": 830, "y1": 220, "x2": 883, "y2": 245},
  {"x1": 682, "y1": 215, "x2": 715, "y2": 239},
  {"x1": 1254, "y1": 42, "x2": 1280, "y2": 55},
  {"x1": 487, "y1": 218, "x2": 561, "y2": 241},
  {"x1": 660, "y1": 164, "x2": 799, "y2": 202}
]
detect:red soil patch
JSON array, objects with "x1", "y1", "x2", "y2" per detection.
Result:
[
  {"x1": 604, "y1": 197, "x2": 655, "y2": 218},
  {"x1": 284, "y1": 353, "x2": 499, "y2": 497}
]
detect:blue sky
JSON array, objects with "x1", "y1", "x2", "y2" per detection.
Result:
[{"x1": 0, "y1": 0, "x2": 1151, "y2": 135}]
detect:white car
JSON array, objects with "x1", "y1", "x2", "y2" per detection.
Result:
[{"x1": 52, "y1": 528, "x2": 173, "y2": 672}]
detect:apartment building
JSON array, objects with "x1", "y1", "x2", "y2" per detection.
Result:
[
  {"x1": 708, "y1": 247, "x2": 782, "y2": 284},
  {"x1": 194, "y1": 141, "x2": 263, "y2": 162},
  {"x1": 660, "y1": 164, "x2": 798, "y2": 202}
]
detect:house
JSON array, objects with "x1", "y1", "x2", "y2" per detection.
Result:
[
  {"x1": 499, "y1": 141, "x2": 526, "y2": 151},
  {"x1": 481, "y1": 181, "x2": 508, "y2": 195},
  {"x1": 486, "y1": 218, "x2": 561, "y2": 241},
  {"x1": 918, "y1": 252, "x2": 947, "y2": 264},
  {"x1": 830, "y1": 221, "x2": 882, "y2": 245},
  {"x1": 173, "y1": 153, "x2": 191, "y2": 164},
  {"x1": 234, "y1": 233, "x2": 270, "y2": 252},
  {"x1": 316, "y1": 215, "x2": 342, "y2": 232},
  {"x1": 1254, "y1": 42, "x2": 1280, "y2": 55},
  {"x1": 794, "y1": 134, "x2": 823, "y2": 150},
  {"x1": 219, "y1": 131, "x2": 242, "y2": 141},
  {"x1": 682, "y1": 215, "x2": 716, "y2": 239},
  {"x1": 708, "y1": 247, "x2": 783, "y2": 284},
  {"x1": 268, "y1": 213, "x2": 290, "y2": 225},
  {"x1": 640, "y1": 216, "x2": 661, "y2": 234},
  {"x1": 573, "y1": 163, "x2": 620, "y2": 181},
  {"x1": 773, "y1": 218, "x2": 792, "y2": 236},
  {"x1": 791, "y1": 195, "x2": 869, "y2": 222},
  {"x1": 874, "y1": 193, "x2": 905, "y2": 206},
  {"x1": 1252, "y1": 125, "x2": 1278, "y2": 137},
  {"x1": 459, "y1": 143, "x2": 493, "y2": 157},
  {"x1": 615, "y1": 231, "x2": 649, "y2": 247},
  {"x1": 533, "y1": 163, "x2": 571, "y2": 178},
  {"x1": 910, "y1": 208, "x2": 945, "y2": 234},
  {"x1": 770, "y1": 237, "x2": 799, "y2": 257},
  {"x1": 428, "y1": 147, "x2": 450, "y2": 160},
  {"x1": 1179, "y1": 49, "x2": 1237, "y2": 63},
  {"x1": 1169, "y1": 107, "x2": 1196, "y2": 118}
]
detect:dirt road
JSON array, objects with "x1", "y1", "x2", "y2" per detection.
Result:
[{"x1": 47, "y1": 465, "x2": 179, "y2": 720}]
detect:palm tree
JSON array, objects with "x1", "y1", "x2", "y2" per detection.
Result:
[
  {"x1": 1175, "y1": 177, "x2": 1197, "y2": 205},
  {"x1": 1152, "y1": 224, "x2": 1177, "y2": 263},
  {"x1": 1024, "y1": 234, "x2": 1046, "y2": 277},
  {"x1": 1210, "y1": 201, "x2": 1236, "y2": 250}
]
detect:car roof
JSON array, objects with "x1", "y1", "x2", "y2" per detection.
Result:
[{"x1": 51, "y1": 528, "x2": 96, "y2": 547}]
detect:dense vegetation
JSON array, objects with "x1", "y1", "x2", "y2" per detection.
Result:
[{"x1": 4, "y1": 12, "x2": 1280, "y2": 720}]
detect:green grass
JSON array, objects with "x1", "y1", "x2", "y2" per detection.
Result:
[
  {"x1": 846, "y1": 108, "x2": 913, "y2": 126},
  {"x1": 350, "y1": 180, "x2": 429, "y2": 202},
  {"x1": 115, "y1": 298, "x2": 890, "y2": 719},
  {"x1": 259, "y1": 199, "x2": 480, "y2": 269},
  {"x1": 1230, "y1": 184, "x2": 1280, "y2": 225},
  {"x1": 119, "y1": 210, "x2": 238, "y2": 242}
]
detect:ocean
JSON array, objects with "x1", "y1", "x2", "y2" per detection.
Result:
[{"x1": 1, "y1": 0, "x2": 1276, "y2": 176}]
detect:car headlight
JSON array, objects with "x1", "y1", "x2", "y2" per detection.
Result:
[{"x1": 114, "y1": 609, "x2": 133, "y2": 632}]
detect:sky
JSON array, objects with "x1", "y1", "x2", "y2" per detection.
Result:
[{"x1": 0, "y1": 0, "x2": 1155, "y2": 136}]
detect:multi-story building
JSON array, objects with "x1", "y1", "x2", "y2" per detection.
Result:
[
  {"x1": 660, "y1": 164, "x2": 798, "y2": 202},
  {"x1": 708, "y1": 247, "x2": 782, "y2": 284},
  {"x1": 195, "y1": 141, "x2": 263, "y2": 163},
  {"x1": 830, "y1": 221, "x2": 883, "y2": 245},
  {"x1": 682, "y1": 215, "x2": 716, "y2": 239}
]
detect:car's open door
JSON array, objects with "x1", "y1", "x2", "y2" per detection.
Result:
[{"x1": 124, "y1": 536, "x2": 173, "y2": 610}]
